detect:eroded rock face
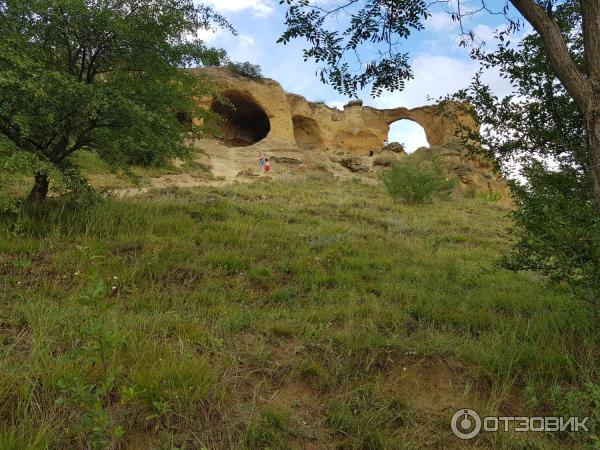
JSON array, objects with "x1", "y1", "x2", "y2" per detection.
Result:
[
  {"x1": 191, "y1": 67, "x2": 508, "y2": 199},
  {"x1": 416, "y1": 145, "x2": 510, "y2": 198},
  {"x1": 269, "y1": 155, "x2": 304, "y2": 165},
  {"x1": 193, "y1": 67, "x2": 474, "y2": 155},
  {"x1": 209, "y1": 92, "x2": 270, "y2": 146}
]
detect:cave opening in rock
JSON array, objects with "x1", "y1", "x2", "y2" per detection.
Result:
[
  {"x1": 387, "y1": 120, "x2": 429, "y2": 153},
  {"x1": 292, "y1": 115, "x2": 325, "y2": 149},
  {"x1": 211, "y1": 92, "x2": 270, "y2": 147}
]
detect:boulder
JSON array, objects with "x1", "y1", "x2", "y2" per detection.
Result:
[
  {"x1": 341, "y1": 156, "x2": 369, "y2": 173},
  {"x1": 382, "y1": 142, "x2": 406, "y2": 154},
  {"x1": 344, "y1": 99, "x2": 363, "y2": 108},
  {"x1": 237, "y1": 168, "x2": 260, "y2": 178}
]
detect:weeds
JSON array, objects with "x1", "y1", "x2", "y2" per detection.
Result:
[{"x1": 0, "y1": 177, "x2": 595, "y2": 448}]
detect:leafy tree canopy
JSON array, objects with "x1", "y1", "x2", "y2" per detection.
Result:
[
  {"x1": 278, "y1": 0, "x2": 518, "y2": 97},
  {"x1": 0, "y1": 0, "x2": 231, "y2": 202}
]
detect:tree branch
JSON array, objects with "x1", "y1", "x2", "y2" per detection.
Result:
[
  {"x1": 510, "y1": 0, "x2": 592, "y2": 109},
  {"x1": 581, "y1": 0, "x2": 600, "y2": 92}
]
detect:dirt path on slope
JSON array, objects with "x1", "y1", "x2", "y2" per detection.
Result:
[{"x1": 111, "y1": 139, "x2": 378, "y2": 197}]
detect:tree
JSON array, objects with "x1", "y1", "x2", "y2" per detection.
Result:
[
  {"x1": 0, "y1": 0, "x2": 231, "y2": 202},
  {"x1": 278, "y1": 0, "x2": 600, "y2": 213},
  {"x1": 226, "y1": 61, "x2": 263, "y2": 79},
  {"x1": 447, "y1": 1, "x2": 600, "y2": 325}
]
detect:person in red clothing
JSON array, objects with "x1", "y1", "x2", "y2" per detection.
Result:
[{"x1": 264, "y1": 158, "x2": 271, "y2": 172}]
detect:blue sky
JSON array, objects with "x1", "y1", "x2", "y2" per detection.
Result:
[{"x1": 199, "y1": 0, "x2": 519, "y2": 151}]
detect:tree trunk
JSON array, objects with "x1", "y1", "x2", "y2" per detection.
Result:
[
  {"x1": 586, "y1": 103, "x2": 600, "y2": 214},
  {"x1": 26, "y1": 173, "x2": 50, "y2": 203},
  {"x1": 508, "y1": 0, "x2": 600, "y2": 211}
]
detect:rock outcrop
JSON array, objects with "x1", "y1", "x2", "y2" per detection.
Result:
[
  {"x1": 193, "y1": 67, "x2": 475, "y2": 154},
  {"x1": 191, "y1": 67, "x2": 508, "y2": 199},
  {"x1": 344, "y1": 99, "x2": 364, "y2": 108},
  {"x1": 340, "y1": 156, "x2": 369, "y2": 173},
  {"x1": 373, "y1": 151, "x2": 402, "y2": 167}
]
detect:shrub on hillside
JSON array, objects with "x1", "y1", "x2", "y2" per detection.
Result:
[
  {"x1": 226, "y1": 61, "x2": 263, "y2": 79},
  {"x1": 381, "y1": 158, "x2": 455, "y2": 204}
]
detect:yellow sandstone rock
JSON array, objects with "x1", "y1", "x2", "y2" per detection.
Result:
[{"x1": 191, "y1": 67, "x2": 509, "y2": 200}]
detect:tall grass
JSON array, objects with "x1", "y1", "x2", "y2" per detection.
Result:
[{"x1": 0, "y1": 177, "x2": 596, "y2": 449}]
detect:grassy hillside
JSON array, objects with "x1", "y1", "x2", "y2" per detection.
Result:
[{"x1": 0, "y1": 176, "x2": 597, "y2": 449}]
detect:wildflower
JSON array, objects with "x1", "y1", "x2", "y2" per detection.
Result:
[{"x1": 112, "y1": 286, "x2": 117, "y2": 290}]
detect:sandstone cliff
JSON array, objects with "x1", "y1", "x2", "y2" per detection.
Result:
[{"x1": 190, "y1": 67, "x2": 509, "y2": 199}]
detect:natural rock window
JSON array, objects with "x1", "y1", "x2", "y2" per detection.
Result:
[
  {"x1": 211, "y1": 92, "x2": 270, "y2": 147},
  {"x1": 387, "y1": 119, "x2": 429, "y2": 153}
]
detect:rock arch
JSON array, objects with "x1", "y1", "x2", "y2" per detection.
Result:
[
  {"x1": 387, "y1": 119, "x2": 430, "y2": 152},
  {"x1": 210, "y1": 91, "x2": 270, "y2": 147},
  {"x1": 193, "y1": 68, "x2": 479, "y2": 154},
  {"x1": 292, "y1": 115, "x2": 325, "y2": 149}
]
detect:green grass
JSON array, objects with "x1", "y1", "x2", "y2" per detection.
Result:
[
  {"x1": 0, "y1": 176, "x2": 598, "y2": 449},
  {"x1": 4, "y1": 151, "x2": 208, "y2": 198}
]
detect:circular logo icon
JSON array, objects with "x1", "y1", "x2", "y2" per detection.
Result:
[{"x1": 451, "y1": 409, "x2": 481, "y2": 440}]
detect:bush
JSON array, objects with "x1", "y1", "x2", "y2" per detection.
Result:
[
  {"x1": 380, "y1": 158, "x2": 455, "y2": 204},
  {"x1": 226, "y1": 61, "x2": 263, "y2": 79}
]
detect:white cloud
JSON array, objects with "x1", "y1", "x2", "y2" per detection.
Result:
[
  {"x1": 473, "y1": 24, "x2": 497, "y2": 45},
  {"x1": 425, "y1": 12, "x2": 459, "y2": 33},
  {"x1": 239, "y1": 35, "x2": 256, "y2": 47},
  {"x1": 369, "y1": 53, "x2": 512, "y2": 109},
  {"x1": 326, "y1": 100, "x2": 345, "y2": 110},
  {"x1": 196, "y1": 27, "x2": 222, "y2": 43},
  {"x1": 370, "y1": 55, "x2": 476, "y2": 109},
  {"x1": 204, "y1": 0, "x2": 274, "y2": 17}
]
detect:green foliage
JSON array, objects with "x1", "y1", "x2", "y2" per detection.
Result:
[
  {"x1": 0, "y1": 0, "x2": 230, "y2": 200},
  {"x1": 277, "y1": 0, "x2": 521, "y2": 97},
  {"x1": 57, "y1": 278, "x2": 124, "y2": 449},
  {"x1": 380, "y1": 158, "x2": 456, "y2": 204},
  {"x1": 226, "y1": 61, "x2": 263, "y2": 79},
  {"x1": 278, "y1": 0, "x2": 428, "y2": 96},
  {"x1": 447, "y1": 0, "x2": 600, "y2": 321},
  {"x1": 501, "y1": 163, "x2": 600, "y2": 319}
]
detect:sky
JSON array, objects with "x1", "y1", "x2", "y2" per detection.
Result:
[{"x1": 198, "y1": 0, "x2": 520, "y2": 152}]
